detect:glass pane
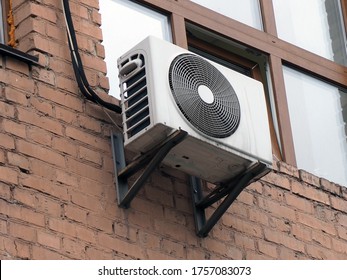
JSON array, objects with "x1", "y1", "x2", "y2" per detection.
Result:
[
  {"x1": 190, "y1": 0, "x2": 263, "y2": 30},
  {"x1": 273, "y1": 0, "x2": 347, "y2": 65},
  {"x1": 100, "y1": 0, "x2": 172, "y2": 98},
  {"x1": 0, "y1": 0, "x2": 4, "y2": 44},
  {"x1": 283, "y1": 66, "x2": 347, "y2": 186}
]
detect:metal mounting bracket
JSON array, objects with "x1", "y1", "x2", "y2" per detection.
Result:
[
  {"x1": 111, "y1": 130, "x2": 188, "y2": 208},
  {"x1": 190, "y1": 162, "x2": 268, "y2": 237}
]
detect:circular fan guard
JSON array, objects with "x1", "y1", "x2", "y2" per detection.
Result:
[{"x1": 169, "y1": 54, "x2": 241, "y2": 138}]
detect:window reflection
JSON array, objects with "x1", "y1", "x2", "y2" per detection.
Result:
[
  {"x1": 273, "y1": 0, "x2": 347, "y2": 65},
  {"x1": 283, "y1": 66, "x2": 347, "y2": 186},
  {"x1": 190, "y1": 0, "x2": 263, "y2": 30},
  {"x1": 100, "y1": 0, "x2": 172, "y2": 98},
  {"x1": 0, "y1": 0, "x2": 4, "y2": 44}
]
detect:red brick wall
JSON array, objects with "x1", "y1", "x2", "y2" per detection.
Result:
[{"x1": 0, "y1": 0, "x2": 346, "y2": 260}]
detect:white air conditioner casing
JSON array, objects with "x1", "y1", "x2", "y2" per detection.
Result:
[{"x1": 117, "y1": 36, "x2": 272, "y2": 184}]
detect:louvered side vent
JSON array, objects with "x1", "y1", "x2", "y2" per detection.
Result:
[{"x1": 119, "y1": 54, "x2": 150, "y2": 140}]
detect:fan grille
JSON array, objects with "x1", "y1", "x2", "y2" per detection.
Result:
[{"x1": 169, "y1": 54, "x2": 241, "y2": 138}]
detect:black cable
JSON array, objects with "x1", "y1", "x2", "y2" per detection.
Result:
[{"x1": 62, "y1": 0, "x2": 122, "y2": 114}]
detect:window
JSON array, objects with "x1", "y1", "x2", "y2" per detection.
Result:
[
  {"x1": 190, "y1": 0, "x2": 263, "y2": 30},
  {"x1": 0, "y1": 0, "x2": 5, "y2": 44},
  {"x1": 100, "y1": 0, "x2": 172, "y2": 98},
  {"x1": 101, "y1": 0, "x2": 347, "y2": 186},
  {"x1": 283, "y1": 67, "x2": 347, "y2": 186},
  {"x1": 273, "y1": 0, "x2": 347, "y2": 65}
]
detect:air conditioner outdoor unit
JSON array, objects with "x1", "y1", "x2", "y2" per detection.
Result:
[{"x1": 117, "y1": 36, "x2": 272, "y2": 184}]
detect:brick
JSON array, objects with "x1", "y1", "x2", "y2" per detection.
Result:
[
  {"x1": 248, "y1": 208, "x2": 269, "y2": 226},
  {"x1": 0, "y1": 166, "x2": 18, "y2": 184},
  {"x1": 164, "y1": 208, "x2": 186, "y2": 225},
  {"x1": 4, "y1": 86, "x2": 29, "y2": 105},
  {"x1": 296, "y1": 212, "x2": 336, "y2": 235},
  {"x1": 56, "y1": 75, "x2": 79, "y2": 93},
  {"x1": 78, "y1": 115, "x2": 102, "y2": 133},
  {"x1": 17, "y1": 107, "x2": 63, "y2": 135},
  {"x1": 1, "y1": 119, "x2": 26, "y2": 138},
  {"x1": 87, "y1": 213, "x2": 113, "y2": 233},
  {"x1": 52, "y1": 137, "x2": 78, "y2": 157},
  {"x1": 263, "y1": 184, "x2": 285, "y2": 202},
  {"x1": 62, "y1": 238, "x2": 86, "y2": 259},
  {"x1": 223, "y1": 215, "x2": 263, "y2": 238},
  {"x1": 0, "y1": 199, "x2": 45, "y2": 227},
  {"x1": 86, "y1": 247, "x2": 113, "y2": 260},
  {"x1": 64, "y1": 204, "x2": 88, "y2": 224},
  {"x1": 5, "y1": 56, "x2": 30, "y2": 75},
  {"x1": 30, "y1": 2, "x2": 57, "y2": 23},
  {"x1": 145, "y1": 185, "x2": 174, "y2": 207},
  {"x1": 0, "y1": 101, "x2": 15, "y2": 118},
  {"x1": 75, "y1": 225, "x2": 96, "y2": 243},
  {"x1": 0, "y1": 219, "x2": 7, "y2": 234},
  {"x1": 20, "y1": 174, "x2": 69, "y2": 201},
  {"x1": 128, "y1": 210, "x2": 153, "y2": 231},
  {"x1": 48, "y1": 218, "x2": 77, "y2": 237},
  {"x1": 0, "y1": 133, "x2": 15, "y2": 149},
  {"x1": 32, "y1": 67, "x2": 55, "y2": 85},
  {"x1": 312, "y1": 230, "x2": 332, "y2": 248},
  {"x1": 55, "y1": 169, "x2": 78, "y2": 186},
  {"x1": 46, "y1": 24, "x2": 66, "y2": 42},
  {"x1": 258, "y1": 197, "x2": 296, "y2": 220},
  {"x1": 9, "y1": 222, "x2": 36, "y2": 242},
  {"x1": 138, "y1": 231, "x2": 161, "y2": 250},
  {"x1": 331, "y1": 238, "x2": 347, "y2": 254},
  {"x1": 35, "y1": 195, "x2": 63, "y2": 217},
  {"x1": 55, "y1": 106, "x2": 78, "y2": 125},
  {"x1": 27, "y1": 126, "x2": 52, "y2": 146},
  {"x1": 37, "y1": 231, "x2": 61, "y2": 249},
  {"x1": 32, "y1": 246, "x2": 68, "y2": 260},
  {"x1": 0, "y1": 183, "x2": 11, "y2": 200},
  {"x1": 258, "y1": 240, "x2": 278, "y2": 258},
  {"x1": 337, "y1": 213, "x2": 347, "y2": 227},
  {"x1": 246, "y1": 250, "x2": 272, "y2": 260},
  {"x1": 0, "y1": 150, "x2": 5, "y2": 164},
  {"x1": 285, "y1": 193, "x2": 314, "y2": 214},
  {"x1": 112, "y1": 221, "x2": 138, "y2": 242},
  {"x1": 30, "y1": 98, "x2": 54, "y2": 116},
  {"x1": 236, "y1": 190, "x2": 255, "y2": 205},
  {"x1": 16, "y1": 139, "x2": 65, "y2": 167},
  {"x1": 161, "y1": 239, "x2": 185, "y2": 258},
  {"x1": 299, "y1": 169, "x2": 320, "y2": 187},
  {"x1": 268, "y1": 217, "x2": 291, "y2": 233},
  {"x1": 0, "y1": 70, "x2": 35, "y2": 92},
  {"x1": 78, "y1": 146, "x2": 102, "y2": 165},
  {"x1": 291, "y1": 180, "x2": 330, "y2": 205},
  {"x1": 78, "y1": 177, "x2": 105, "y2": 198},
  {"x1": 66, "y1": 157, "x2": 112, "y2": 184},
  {"x1": 3, "y1": 238, "x2": 31, "y2": 259},
  {"x1": 234, "y1": 232, "x2": 256, "y2": 250},
  {"x1": 65, "y1": 126, "x2": 110, "y2": 152},
  {"x1": 261, "y1": 172, "x2": 291, "y2": 190},
  {"x1": 154, "y1": 219, "x2": 188, "y2": 241},
  {"x1": 337, "y1": 226, "x2": 347, "y2": 241},
  {"x1": 278, "y1": 161, "x2": 299, "y2": 178},
  {"x1": 15, "y1": 16, "x2": 46, "y2": 40},
  {"x1": 13, "y1": 187, "x2": 36, "y2": 208},
  {"x1": 264, "y1": 228, "x2": 305, "y2": 253},
  {"x1": 38, "y1": 84, "x2": 83, "y2": 111},
  {"x1": 97, "y1": 232, "x2": 145, "y2": 259},
  {"x1": 291, "y1": 224, "x2": 312, "y2": 242},
  {"x1": 73, "y1": 19, "x2": 103, "y2": 41},
  {"x1": 49, "y1": 58, "x2": 74, "y2": 78},
  {"x1": 330, "y1": 196, "x2": 347, "y2": 213},
  {"x1": 278, "y1": 247, "x2": 307, "y2": 260},
  {"x1": 70, "y1": 189, "x2": 104, "y2": 212}
]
